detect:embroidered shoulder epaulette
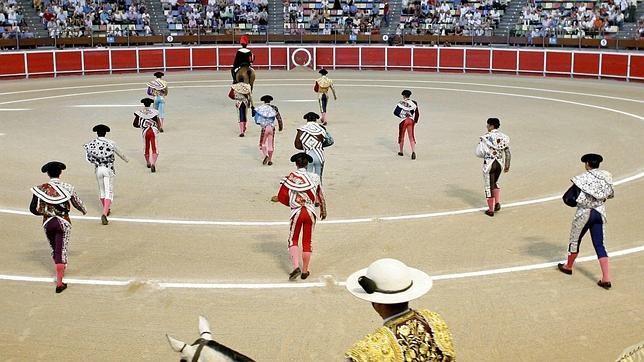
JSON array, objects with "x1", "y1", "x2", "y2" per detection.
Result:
[
  {"x1": 417, "y1": 309, "x2": 456, "y2": 359},
  {"x1": 345, "y1": 327, "x2": 402, "y2": 362}
]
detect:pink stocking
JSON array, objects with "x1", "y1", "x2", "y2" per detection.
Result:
[
  {"x1": 288, "y1": 246, "x2": 300, "y2": 269},
  {"x1": 486, "y1": 197, "x2": 495, "y2": 212},
  {"x1": 492, "y1": 188, "x2": 501, "y2": 204},
  {"x1": 565, "y1": 253, "x2": 578, "y2": 269},
  {"x1": 302, "y1": 252, "x2": 312, "y2": 273},
  {"x1": 103, "y1": 199, "x2": 112, "y2": 216},
  {"x1": 239, "y1": 122, "x2": 245, "y2": 134},
  {"x1": 55, "y1": 264, "x2": 65, "y2": 287},
  {"x1": 598, "y1": 257, "x2": 610, "y2": 282}
]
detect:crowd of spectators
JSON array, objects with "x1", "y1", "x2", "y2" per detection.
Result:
[
  {"x1": 284, "y1": 0, "x2": 385, "y2": 35},
  {"x1": 163, "y1": 0, "x2": 268, "y2": 35},
  {"x1": 37, "y1": 0, "x2": 152, "y2": 38},
  {"x1": 1, "y1": 0, "x2": 34, "y2": 38},
  {"x1": 399, "y1": 0, "x2": 506, "y2": 36},
  {"x1": 514, "y1": 0, "x2": 638, "y2": 39}
]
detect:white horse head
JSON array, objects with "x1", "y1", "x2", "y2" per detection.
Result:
[{"x1": 166, "y1": 316, "x2": 255, "y2": 362}]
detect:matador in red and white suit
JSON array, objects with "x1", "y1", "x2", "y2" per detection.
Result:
[{"x1": 275, "y1": 152, "x2": 327, "y2": 281}]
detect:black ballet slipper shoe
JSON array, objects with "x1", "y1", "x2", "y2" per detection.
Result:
[
  {"x1": 495, "y1": 203, "x2": 501, "y2": 212},
  {"x1": 146, "y1": 163, "x2": 151, "y2": 168},
  {"x1": 557, "y1": 263, "x2": 572, "y2": 275},
  {"x1": 289, "y1": 267, "x2": 301, "y2": 281},
  {"x1": 411, "y1": 152, "x2": 416, "y2": 160},
  {"x1": 55, "y1": 283, "x2": 67, "y2": 294},
  {"x1": 262, "y1": 156, "x2": 269, "y2": 165},
  {"x1": 101, "y1": 215, "x2": 109, "y2": 225},
  {"x1": 397, "y1": 152, "x2": 404, "y2": 156},
  {"x1": 597, "y1": 280, "x2": 612, "y2": 290},
  {"x1": 301, "y1": 271, "x2": 310, "y2": 280},
  {"x1": 484, "y1": 210, "x2": 494, "y2": 217},
  {"x1": 239, "y1": 133, "x2": 245, "y2": 137},
  {"x1": 151, "y1": 165, "x2": 156, "y2": 173},
  {"x1": 267, "y1": 161, "x2": 273, "y2": 166}
]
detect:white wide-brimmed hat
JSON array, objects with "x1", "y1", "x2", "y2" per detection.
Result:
[{"x1": 346, "y1": 258, "x2": 433, "y2": 304}]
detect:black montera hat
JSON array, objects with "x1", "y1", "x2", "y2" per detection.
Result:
[
  {"x1": 581, "y1": 153, "x2": 603, "y2": 164},
  {"x1": 401, "y1": 90, "x2": 412, "y2": 97},
  {"x1": 41, "y1": 161, "x2": 66, "y2": 174},
  {"x1": 92, "y1": 124, "x2": 111, "y2": 133},
  {"x1": 303, "y1": 112, "x2": 320, "y2": 121},
  {"x1": 290, "y1": 152, "x2": 313, "y2": 163},
  {"x1": 486, "y1": 117, "x2": 500, "y2": 128},
  {"x1": 141, "y1": 98, "x2": 154, "y2": 106},
  {"x1": 154, "y1": 71, "x2": 164, "y2": 78},
  {"x1": 318, "y1": 69, "x2": 328, "y2": 75},
  {"x1": 260, "y1": 95, "x2": 273, "y2": 103}
]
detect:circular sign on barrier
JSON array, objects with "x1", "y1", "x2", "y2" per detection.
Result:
[
  {"x1": 167, "y1": 35, "x2": 174, "y2": 43},
  {"x1": 382, "y1": 34, "x2": 389, "y2": 42},
  {"x1": 291, "y1": 48, "x2": 312, "y2": 67},
  {"x1": 600, "y1": 38, "x2": 608, "y2": 47}
]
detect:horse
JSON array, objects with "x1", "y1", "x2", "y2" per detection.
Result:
[
  {"x1": 234, "y1": 65, "x2": 255, "y2": 91},
  {"x1": 166, "y1": 316, "x2": 255, "y2": 362}
]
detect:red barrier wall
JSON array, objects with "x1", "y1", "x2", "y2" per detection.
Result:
[{"x1": 0, "y1": 46, "x2": 640, "y2": 81}]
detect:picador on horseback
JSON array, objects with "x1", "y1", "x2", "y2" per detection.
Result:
[{"x1": 231, "y1": 35, "x2": 255, "y2": 89}]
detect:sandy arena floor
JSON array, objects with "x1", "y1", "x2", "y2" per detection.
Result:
[{"x1": 0, "y1": 70, "x2": 643, "y2": 361}]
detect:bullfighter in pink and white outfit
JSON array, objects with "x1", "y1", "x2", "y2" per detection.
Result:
[{"x1": 253, "y1": 95, "x2": 283, "y2": 166}]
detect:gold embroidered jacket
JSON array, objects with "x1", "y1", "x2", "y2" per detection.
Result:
[{"x1": 346, "y1": 309, "x2": 455, "y2": 362}]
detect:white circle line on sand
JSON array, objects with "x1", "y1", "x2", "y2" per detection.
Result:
[
  {"x1": 69, "y1": 104, "x2": 140, "y2": 108},
  {"x1": 0, "y1": 78, "x2": 641, "y2": 104},
  {"x1": 1, "y1": 170, "x2": 643, "y2": 226},
  {"x1": 0, "y1": 83, "x2": 642, "y2": 225},
  {"x1": 0, "y1": 108, "x2": 31, "y2": 111},
  {"x1": 1, "y1": 244, "x2": 642, "y2": 289},
  {"x1": 1, "y1": 83, "x2": 642, "y2": 122}
]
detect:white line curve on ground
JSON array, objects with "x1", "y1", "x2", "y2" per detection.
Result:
[
  {"x1": 1, "y1": 82, "x2": 643, "y2": 225},
  {"x1": 1, "y1": 244, "x2": 642, "y2": 289},
  {"x1": 1, "y1": 83, "x2": 641, "y2": 122},
  {"x1": 0, "y1": 78, "x2": 641, "y2": 104},
  {"x1": 1, "y1": 171, "x2": 643, "y2": 225},
  {"x1": 69, "y1": 104, "x2": 140, "y2": 108}
]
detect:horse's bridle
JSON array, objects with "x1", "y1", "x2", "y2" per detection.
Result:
[{"x1": 179, "y1": 332, "x2": 212, "y2": 362}]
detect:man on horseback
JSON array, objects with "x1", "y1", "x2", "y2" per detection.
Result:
[{"x1": 231, "y1": 35, "x2": 255, "y2": 84}]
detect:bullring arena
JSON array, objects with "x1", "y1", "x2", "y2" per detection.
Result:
[{"x1": 1, "y1": 46, "x2": 644, "y2": 361}]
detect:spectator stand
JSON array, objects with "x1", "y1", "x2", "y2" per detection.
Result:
[
  {"x1": 37, "y1": 0, "x2": 152, "y2": 38},
  {"x1": 284, "y1": 0, "x2": 385, "y2": 37},
  {"x1": 511, "y1": 0, "x2": 632, "y2": 40},
  {"x1": 1, "y1": 0, "x2": 34, "y2": 39},
  {"x1": 398, "y1": 0, "x2": 507, "y2": 36},
  {"x1": 162, "y1": 0, "x2": 268, "y2": 36}
]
